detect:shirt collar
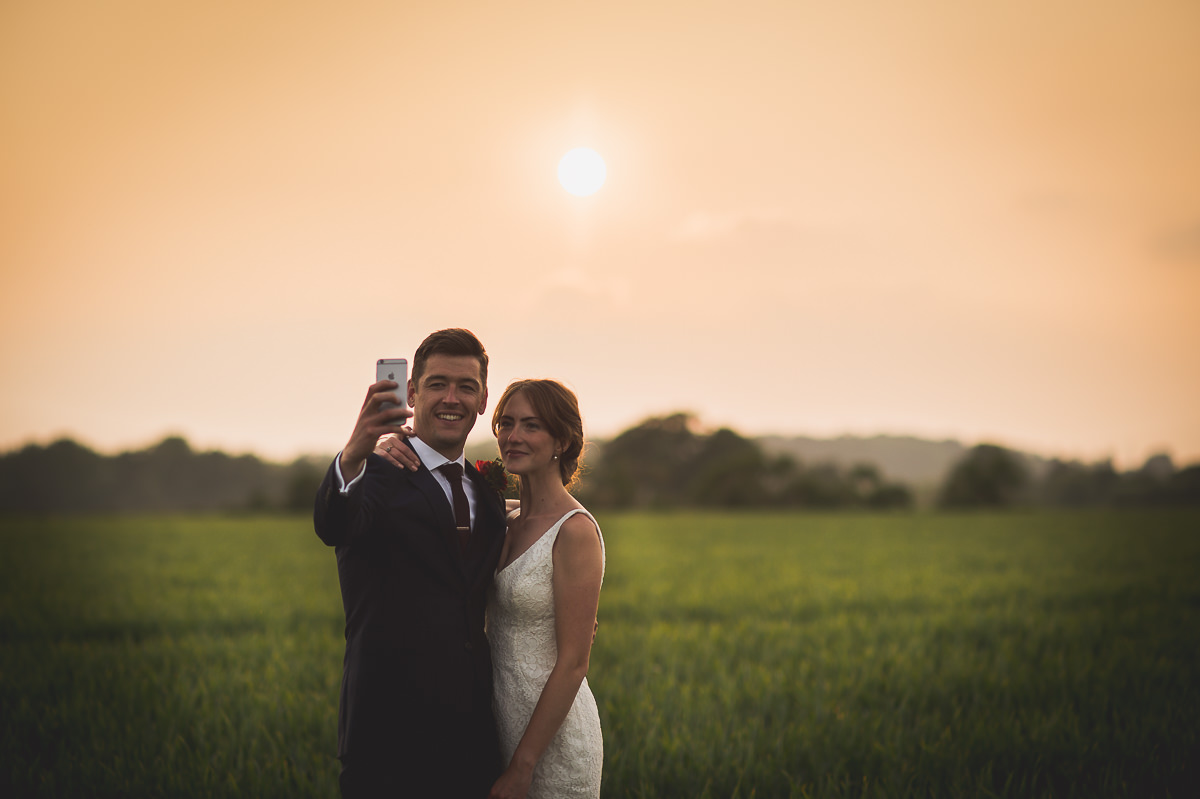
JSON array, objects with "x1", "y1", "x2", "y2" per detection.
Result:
[{"x1": 410, "y1": 436, "x2": 465, "y2": 472}]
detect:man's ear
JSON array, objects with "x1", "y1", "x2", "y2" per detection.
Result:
[
  {"x1": 407, "y1": 379, "x2": 417, "y2": 407},
  {"x1": 477, "y1": 388, "x2": 488, "y2": 416}
]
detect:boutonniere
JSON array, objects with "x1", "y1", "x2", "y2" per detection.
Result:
[{"x1": 475, "y1": 458, "x2": 514, "y2": 499}]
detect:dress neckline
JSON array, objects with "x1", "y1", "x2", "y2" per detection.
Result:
[{"x1": 495, "y1": 508, "x2": 589, "y2": 575}]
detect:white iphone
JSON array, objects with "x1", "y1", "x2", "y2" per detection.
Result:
[{"x1": 375, "y1": 358, "x2": 408, "y2": 419}]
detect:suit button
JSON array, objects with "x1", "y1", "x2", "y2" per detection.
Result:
[{"x1": 464, "y1": 641, "x2": 473, "y2": 651}]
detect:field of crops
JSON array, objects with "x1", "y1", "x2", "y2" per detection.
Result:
[{"x1": 2, "y1": 510, "x2": 1197, "y2": 798}]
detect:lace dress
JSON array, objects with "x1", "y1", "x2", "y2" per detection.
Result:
[{"x1": 486, "y1": 508, "x2": 605, "y2": 798}]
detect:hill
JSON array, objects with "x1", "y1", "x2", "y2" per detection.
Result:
[{"x1": 756, "y1": 434, "x2": 970, "y2": 487}]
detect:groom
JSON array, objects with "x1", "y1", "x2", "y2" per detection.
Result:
[{"x1": 314, "y1": 328, "x2": 507, "y2": 798}]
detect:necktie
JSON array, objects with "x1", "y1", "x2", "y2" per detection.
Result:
[{"x1": 437, "y1": 462, "x2": 470, "y2": 556}]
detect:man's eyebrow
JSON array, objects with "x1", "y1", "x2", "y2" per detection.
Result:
[{"x1": 422, "y1": 373, "x2": 481, "y2": 387}]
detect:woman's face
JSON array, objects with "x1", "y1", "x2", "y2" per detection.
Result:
[{"x1": 494, "y1": 391, "x2": 559, "y2": 476}]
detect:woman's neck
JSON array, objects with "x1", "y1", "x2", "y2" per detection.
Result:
[{"x1": 517, "y1": 466, "x2": 570, "y2": 517}]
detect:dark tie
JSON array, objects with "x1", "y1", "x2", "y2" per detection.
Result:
[{"x1": 437, "y1": 462, "x2": 470, "y2": 556}]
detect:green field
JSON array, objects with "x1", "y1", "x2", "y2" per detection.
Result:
[{"x1": 2, "y1": 511, "x2": 1198, "y2": 798}]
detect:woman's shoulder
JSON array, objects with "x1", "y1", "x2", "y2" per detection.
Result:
[{"x1": 555, "y1": 506, "x2": 601, "y2": 548}]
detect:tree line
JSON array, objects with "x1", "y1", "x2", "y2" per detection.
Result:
[
  {"x1": 2, "y1": 416, "x2": 1197, "y2": 513},
  {"x1": 0, "y1": 436, "x2": 325, "y2": 514},
  {"x1": 572, "y1": 413, "x2": 913, "y2": 510},
  {"x1": 937, "y1": 443, "x2": 1200, "y2": 509},
  {"x1": 571, "y1": 414, "x2": 1200, "y2": 510}
]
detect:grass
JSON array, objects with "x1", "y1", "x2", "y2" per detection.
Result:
[{"x1": 1, "y1": 510, "x2": 1197, "y2": 797}]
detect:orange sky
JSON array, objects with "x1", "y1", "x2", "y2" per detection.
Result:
[{"x1": 2, "y1": 0, "x2": 1198, "y2": 468}]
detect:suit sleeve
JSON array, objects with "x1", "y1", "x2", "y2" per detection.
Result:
[{"x1": 313, "y1": 454, "x2": 380, "y2": 547}]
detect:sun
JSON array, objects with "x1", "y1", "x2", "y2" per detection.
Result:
[{"x1": 557, "y1": 148, "x2": 607, "y2": 197}]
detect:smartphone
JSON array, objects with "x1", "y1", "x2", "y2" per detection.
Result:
[{"x1": 375, "y1": 358, "x2": 408, "y2": 419}]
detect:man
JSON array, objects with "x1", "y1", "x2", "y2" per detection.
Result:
[{"x1": 314, "y1": 328, "x2": 507, "y2": 798}]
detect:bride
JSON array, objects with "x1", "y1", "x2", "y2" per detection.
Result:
[{"x1": 485, "y1": 379, "x2": 605, "y2": 799}]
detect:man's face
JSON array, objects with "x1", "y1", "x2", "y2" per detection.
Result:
[{"x1": 407, "y1": 354, "x2": 487, "y2": 459}]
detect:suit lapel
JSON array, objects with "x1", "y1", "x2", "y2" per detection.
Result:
[
  {"x1": 464, "y1": 461, "x2": 507, "y2": 588},
  {"x1": 403, "y1": 446, "x2": 506, "y2": 584}
]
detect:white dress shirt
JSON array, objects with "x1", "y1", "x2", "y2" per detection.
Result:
[{"x1": 335, "y1": 436, "x2": 479, "y2": 527}]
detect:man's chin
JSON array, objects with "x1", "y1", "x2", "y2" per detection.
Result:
[{"x1": 432, "y1": 425, "x2": 475, "y2": 449}]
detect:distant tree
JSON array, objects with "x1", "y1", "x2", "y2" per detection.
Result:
[
  {"x1": 1165, "y1": 465, "x2": 1200, "y2": 505},
  {"x1": 1038, "y1": 458, "x2": 1120, "y2": 507},
  {"x1": 848, "y1": 463, "x2": 883, "y2": 496},
  {"x1": 1140, "y1": 453, "x2": 1176, "y2": 481},
  {"x1": 686, "y1": 427, "x2": 768, "y2": 507},
  {"x1": 761, "y1": 454, "x2": 799, "y2": 503},
  {"x1": 0, "y1": 438, "x2": 114, "y2": 513},
  {"x1": 582, "y1": 413, "x2": 703, "y2": 508},
  {"x1": 846, "y1": 463, "x2": 911, "y2": 508},
  {"x1": 0, "y1": 436, "x2": 315, "y2": 514},
  {"x1": 865, "y1": 482, "x2": 914, "y2": 510},
  {"x1": 938, "y1": 444, "x2": 1030, "y2": 509},
  {"x1": 781, "y1": 461, "x2": 854, "y2": 508},
  {"x1": 1112, "y1": 453, "x2": 1200, "y2": 507},
  {"x1": 571, "y1": 424, "x2": 917, "y2": 512},
  {"x1": 284, "y1": 459, "x2": 325, "y2": 513},
  {"x1": 577, "y1": 414, "x2": 917, "y2": 510}
]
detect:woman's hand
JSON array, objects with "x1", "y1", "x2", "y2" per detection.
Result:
[
  {"x1": 374, "y1": 431, "x2": 420, "y2": 471},
  {"x1": 487, "y1": 761, "x2": 534, "y2": 799}
]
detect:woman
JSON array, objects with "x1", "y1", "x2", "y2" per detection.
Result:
[
  {"x1": 373, "y1": 378, "x2": 605, "y2": 798},
  {"x1": 485, "y1": 379, "x2": 605, "y2": 799}
]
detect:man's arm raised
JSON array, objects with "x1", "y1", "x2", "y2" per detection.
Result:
[{"x1": 339, "y1": 380, "x2": 415, "y2": 482}]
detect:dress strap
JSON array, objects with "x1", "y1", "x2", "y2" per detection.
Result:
[{"x1": 548, "y1": 508, "x2": 605, "y2": 562}]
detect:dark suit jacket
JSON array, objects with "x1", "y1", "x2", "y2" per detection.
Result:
[{"x1": 314, "y1": 447, "x2": 507, "y2": 793}]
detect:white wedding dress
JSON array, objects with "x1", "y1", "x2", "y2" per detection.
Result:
[{"x1": 486, "y1": 508, "x2": 605, "y2": 798}]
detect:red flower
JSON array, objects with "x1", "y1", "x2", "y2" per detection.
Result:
[{"x1": 475, "y1": 458, "x2": 512, "y2": 497}]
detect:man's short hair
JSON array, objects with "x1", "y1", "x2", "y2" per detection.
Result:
[{"x1": 412, "y1": 328, "x2": 489, "y2": 387}]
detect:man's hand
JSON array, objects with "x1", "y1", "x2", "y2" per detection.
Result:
[{"x1": 340, "y1": 380, "x2": 414, "y2": 481}]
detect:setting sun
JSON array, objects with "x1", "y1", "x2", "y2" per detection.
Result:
[{"x1": 557, "y1": 147, "x2": 607, "y2": 196}]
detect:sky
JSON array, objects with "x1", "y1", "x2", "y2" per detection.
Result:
[{"x1": 2, "y1": 0, "x2": 1198, "y2": 469}]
